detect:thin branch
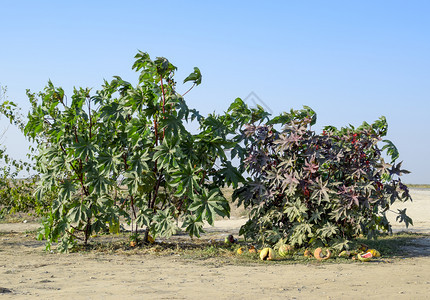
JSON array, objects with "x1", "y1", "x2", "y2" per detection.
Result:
[
  {"x1": 150, "y1": 169, "x2": 164, "y2": 212},
  {"x1": 59, "y1": 143, "x2": 89, "y2": 196},
  {"x1": 182, "y1": 83, "x2": 195, "y2": 97}
]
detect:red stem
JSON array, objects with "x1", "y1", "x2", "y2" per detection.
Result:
[
  {"x1": 154, "y1": 118, "x2": 158, "y2": 146},
  {"x1": 88, "y1": 98, "x2": 92, "y2": 139},
  {"x1": 160, "y1": 75, "x2": 166, "y2": 138},
  {"x1": 182, "y1": 83, "x2": 195, "y2": 97},
  {"x1": 160, "y1": 76, "x2": 166, "y2": 114}
]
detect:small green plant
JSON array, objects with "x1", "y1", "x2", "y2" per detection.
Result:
[{"x1": 233, "y1": 106, "x2": 412, "y2": 250}]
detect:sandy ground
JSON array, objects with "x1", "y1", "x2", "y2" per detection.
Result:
[{"x1": 1, "y1": 188, "x2": 429, "y2": 299}]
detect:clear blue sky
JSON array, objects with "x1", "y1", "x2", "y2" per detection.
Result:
[{"x1": 1, "y1": 0, "x2": 429, "y2": 183}]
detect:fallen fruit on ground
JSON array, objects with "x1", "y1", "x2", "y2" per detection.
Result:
[
  {"x1": 248, "y1": 246, "x2": 257, "y2": 254},
  {"x1": 314, "y1": 248, "x2": 332, "y2": 260},
  {"x1": 368, "y1": 249, "x2": 381, "y2": 257},
  {"x1": 357, "y1": 252, "x2": 373, "y2": 262},
  {"x1": 304, "y1": 249, "x2": 312, "y2": 257},
  {"x1": 237, "y1": 247, "x2": 244, "y2": 255},
  {"x1": 260, "y1": 248, "x2": 275, "y2": 261},
  {"x1": 225, "y1": 234, "x2": 236, "y2": 245},
  {"x1": 338, "y1": 250, "x2": 351, "y2": 258},
  {"x1": 358, "y1": 243, "x2": 369, "y2": 252},
  {"x1": 278, "y1": 244, "x2": 294, "y2": 257},
  {"x1": 130, "y1": 241, "x2": 137, "y2": 247}
]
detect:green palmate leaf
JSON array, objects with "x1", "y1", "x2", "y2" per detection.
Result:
[
  {"x1": 309, "y1": 210, "x2": 323, "y2": 224},
  {"x1": 227, "y1": 98, "x2": 250, "y2": 116},
  {"x1": 136, "y1": 208, "x2": 153, "y2": 228},
  {"x1": 188, "y1": 188, "x2": 228, "y2": 226},
  {"x1": 128, "y1": 152, "x2": 151, "y2": 174},
  {"x1": 268, "y1": 106, "x2": 315, "y2": 126},
  {"x1": 122, "y1": 171, "x2": 142, "y2": 195},
  {"x1": 195, "y1": 134, "x2": 233, "y2": 161},
  {"x1": 382, "y1": 139, "x2": 399, "y2": 163},
  {"x1": 99, "y1": 101, "x2": 124, "y2": 122},
  {"x1": 216, "y1": 161, "x2": 244, "y2": 188},
  {"x1": 125, "y1": 115, "x2": 149, "y2": 138},
  {"x1": 183, "y1": 67, "x2": 202, "y2": 86},
  {"x1": 39, "y1": 169, "x2": 56, "y2": 190},
  {"x1": 262, "y1": 229, "x2": 283, "y2": 245},
  {"x1": 316, "y1": 223, "x2": 339, "y2": 239},
  {"x1": 302, "y1": 105, "x2": 317, "y2": 126},
  {"x1": 51, "y1": 154, "x2": 67, "y2": 170},
  {"x1": 174, "y1": 96, "x2": 191, "y2": 121},
  {"x1": 57, "y1": 234, "x2": 76, "y2": 253},
  {"x1": 132, "y1": 51, "x2": 152, "y2": 72},
  {"x1": 284, "y1": 200, "x2": 308, "y2": 221},
  {"x1": 154, "y1": 57, "x2": 177, "y2": 76},
  {"x1": 91, "y1": 219, "x2": 106, "y2": 234},
  {"x1": 200, "y1": 115, "x2": 228, "y2": 138},
  {"x1": 70, "y1": 87, "x2": 89, "y2": 110},
  {"x1": 189, "y1": 108, "x2": 203, "y2": 122},
  {"x1": 97, "y1": 149, "x2": 122, "y2": 175},
  {"x1": 42, "y1": 146, "x2": 62, "y2": 162},
  {"x1": 181, "y1": 215, "x2": 205, "y2": 238},
  {"x1": 89, "y1": 174, "x2": 112, "y2": 195},
  {"x1": 72, "y1": 139, "x2": 97, "y2": 160},
  {"x1": 67, "y1": 203, "x2": 89, "y2": 224},
  {"x1": 124, "y1": 86, "x2": 149, "y2": 112},
  {"x1": 111, "y1": 76, "x2": 133, "y2": 96},
  {"x1": 59, "y1": 179, "x2": 76, "y2": 202},
  {"x1": 153, "y1": 137, "x2": 179, "y2": 170},
  {"x1": 152, "y1": 208, "x2": 178, "y2": 238},
  {"x1": 396, "y1": 208, "x2": 413, "y2": 228},
  {"x1": 290, "y1": 223, "x2": 313, "y2": 246},
  {"x1": 331, "y1": 238, "x2": 351, "y2": 251},
  {"x1": 232, "y1": 185, "x2": 255, "y2": 208},
  {"x1": 159, "y1": 115, "x2": 186, "y2": 136},
  {"x1": 372, "y1": 116, "x2": 388, "y2": 136},
  {"x1": 171, "y1": 162, "x2": 200, "y2": 196},
  {"x1": 179, "y1": 138, "x2": 199, "y2": 162}
]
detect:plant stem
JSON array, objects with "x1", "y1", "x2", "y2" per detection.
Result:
[
  {"x1": 182, "y1": 83, "x2": 195, "y2": 97},
  {"x1": 160, "y1": 75, "x2": 166, "y2": 138}
]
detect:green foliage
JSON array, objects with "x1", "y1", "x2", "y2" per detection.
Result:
[
  {"x1": 0, "y1": 86, "x2": 50, "y2": 218},
  {"x1": 1, "y1": 59, "x2": 415, "y2": 256},
  {"x1": 22, "y1": 52, "x2": 242, "y2": 251},
  {"x1": 233, "y1": 107, "x2": 413, "y2": 250},
  {"x1": 0, "y1": 154, "x2": 46, "y2": 217}
]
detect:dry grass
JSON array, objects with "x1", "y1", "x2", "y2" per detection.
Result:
[{"x1": 66, "y1": 231, "x2": 430, "y2": 265}]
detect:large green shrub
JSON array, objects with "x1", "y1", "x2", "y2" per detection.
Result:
[
  {"x1": 233, "y1": 107, "x2": 412, "y2": 250},
  {"x1": 23, "y1": 52, "x2": 244, "y2": 251}
]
